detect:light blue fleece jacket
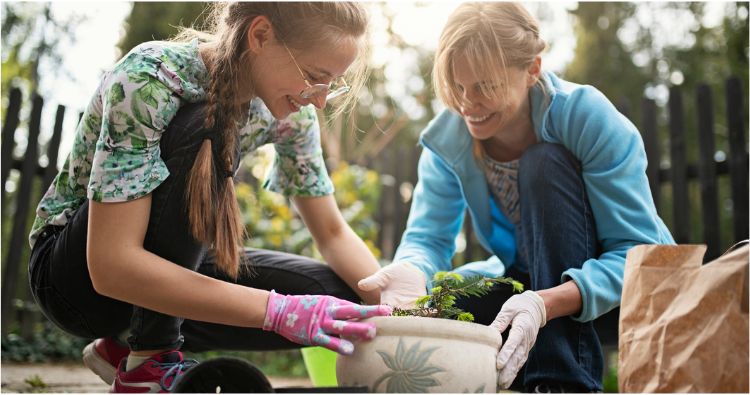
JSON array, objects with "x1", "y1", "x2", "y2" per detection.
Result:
[{"x1": 393, "y1": 71, "x2": 674, "y2": 322}]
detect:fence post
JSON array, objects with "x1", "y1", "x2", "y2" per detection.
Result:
[
  {"x1": 463, "y1": 211, "x2": 475, "y2": 264},
  {"x1": 725, "y1": 77, "x2": 749, "y2": 242},
  {"x1": 696, "y1": 84, "x2": 720, "y2": 259},
  {"x1": 641, "y1": 98, "x2": 660, "y2": 211},
  {"x1": 373, "y1": 155, "x2": 386, "y2": 259},
  {"x1": 41, "y1": 105, "x2": 66, "y2": 192},
  {"x1": 1, "y1": 87, "x2": 23, "y2": 208},
  {"x1": 616, "y1": 98, "x2": 631, "y2": 119},
  {"x1": 377, "y1": 149, "x2": 397, "y2": 260},
  {"x1": 392, "y1": 144, "x2": 421, "y2": 257},
  {"x1": 668, "y1": 87, "x2": 690, "y2": 243},
  {"x1": 1, "y1": 94, "x2": 43, "y2": 336},
  {"x1": 391, "y1": 146, "x2": 409, "y2": 250}
]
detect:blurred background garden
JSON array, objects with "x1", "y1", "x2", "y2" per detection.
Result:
[{"x1": 1, "y1": 1, "x2": 748, "y2": 392}]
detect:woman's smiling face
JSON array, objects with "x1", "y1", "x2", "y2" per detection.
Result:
[
  {"x1": 452, "y1": 56, "x2": 539, "y2": 141},
  {"x1": 252, "y1": 39, "x2": 358, "y2": 119},
  {"x1": 243, "y1": 16, "x2": 360, "y2": 119}
]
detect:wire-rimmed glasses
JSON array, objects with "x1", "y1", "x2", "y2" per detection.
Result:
[{"x1": 282, "y1": 42, "x2": 350, "y2": 101}]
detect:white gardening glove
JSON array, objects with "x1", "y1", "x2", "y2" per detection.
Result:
[
  {"x1": 490, "y1": 290, "x2": 547, "y2": 389},
  {"x1": 357, "y1": 261, "x2": 427, "y2": 308}
]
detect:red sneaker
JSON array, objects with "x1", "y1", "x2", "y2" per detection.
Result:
[
  {"x1": 111, "y1": 350, "x2": 198, "y2": 393},
  {"x1": 82, "y1": 337, "x2": 130, "y2": 385}
]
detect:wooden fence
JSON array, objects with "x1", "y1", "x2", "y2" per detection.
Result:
[{"x1": 1, "y1": 77, "x2": 747, "y2": 338}]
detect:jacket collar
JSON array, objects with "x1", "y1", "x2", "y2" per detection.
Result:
[
  {"x1": 417, "y1": 71, "x2": 559, "y2": 251},
  {"x1": 421, "y1": 70, "x2": 559, "y2": 161}
]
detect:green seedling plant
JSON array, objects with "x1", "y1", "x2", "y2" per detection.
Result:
[{"x1": 392, "y1": 272, "x2": 524, "y2": 322}]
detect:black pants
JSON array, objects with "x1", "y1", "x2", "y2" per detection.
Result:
[{"x1": 28, "y1": 103, "x2": 358, "y2": 352}]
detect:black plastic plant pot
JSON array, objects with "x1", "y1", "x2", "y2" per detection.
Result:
[
  {"x1": 170, "y1": 356, "x2": 369, "y2": 393},
  {"x1": 172, "y1": 357, "x2": 274, "y2": 393}
]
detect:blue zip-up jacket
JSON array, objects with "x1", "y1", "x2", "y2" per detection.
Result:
[{"x1": 393, "y1": 71, "x2": 674, "y2": 322}]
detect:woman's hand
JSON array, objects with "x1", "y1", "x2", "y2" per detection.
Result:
[
  {"x1": 357, "y1": 261, "x2": 427, "y2": 308},
  {"x1": 490, "y1": 290, "x2": 547, "y2": 389},
  {"x1": 262, "y1": 291, "x2": 392, "y2": 355}
]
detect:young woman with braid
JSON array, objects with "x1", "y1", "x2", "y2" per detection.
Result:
[{"x1": 27, "y1": 3, "x2": 391, "y2": 392}]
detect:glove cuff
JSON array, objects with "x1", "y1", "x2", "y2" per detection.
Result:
[
  {"x1": 523, "y1": 290, "x2": 547, "y2": 327},
  {"x1": 262, "y1": 290, "x2": 283, "y2": 332}
]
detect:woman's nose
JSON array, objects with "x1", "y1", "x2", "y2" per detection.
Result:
[{"x1": 461, "y1": 90, "x2": 478, "y2": 108}]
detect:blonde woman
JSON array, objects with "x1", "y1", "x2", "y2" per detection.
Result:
[
  {"x1": 360, "y1": 2, "x2": 674, "y2": 392},
  {"x1": 28, "y1": 3, "x2": 392, "y2": 392}
]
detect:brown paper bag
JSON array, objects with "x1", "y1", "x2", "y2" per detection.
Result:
[{"x1": 618, "y1": 243, "x2": 749, "y2": 393}]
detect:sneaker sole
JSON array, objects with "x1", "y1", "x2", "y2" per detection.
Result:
[{"x1": 82, "y1": 341, "x2": 117, "y2": 385}]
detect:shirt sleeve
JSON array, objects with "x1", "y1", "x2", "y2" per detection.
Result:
[
  {"x1": 263, "y1": 105, "x2": 334, "y2": 197},
  {"x1": 87, "y1": 57, "x2": 180, "y2": 202}
]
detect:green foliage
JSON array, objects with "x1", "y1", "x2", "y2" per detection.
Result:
[
  {"x1": 0, "y1": 321, "x2": 308, "y2": 378},
  {"x1": 1, "y1": 2, "x2": 81, "y2": 99},
  {"x1": 117, "y1": 2, "x2": 210, "y2": 56},
  {"x1": 24, "y1": 375, "x2": 47, "y2": 390},
  {"x1": 565, "y1": 2, "x2": 648, "y2": 111},
  {"x1": 0, "y1": 321, "x2": 308, "y2": 377},
  {"x1": 392, "y1": 272, "x2": 523, "y2": 321},
  {"x1": 602, "y1": 349, "x2": 620, "y2": 392},
  {"x1": 185, "y1": 349, "x2": 307, "y2": 378},
  {"x1": 236, "y1": 151, "x2": 382, "y2": 258},
  {"x1": 456, "y1": 312, "x2": 475, "y2": 322},
  {"x1": 603, "y1": 364, "x2": 619, "y2": 393},
  {"x1": 1, "y1": 322, "x2": 90, "y2": 363}
]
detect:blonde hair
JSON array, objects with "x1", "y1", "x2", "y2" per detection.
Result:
[
  {"x1": 176, "y1": 2, "x2": 370, "y2": 279},
  {"x1": 433, "y1": 2, "x2": 547, "y2": 113},
  {"x1": 432, "y1": 2, "x2": 547, "y2": 161}
]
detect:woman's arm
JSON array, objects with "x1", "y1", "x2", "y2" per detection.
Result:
[
  {"x1": 87, "y1": 196, "x2": 270, "y2": 328},
  {"x1": 292, "y1": 194, "x2": 381, "y2": 305},
  {"x1": 537, "y1": 280, "x2": 582, "y2": 320}
]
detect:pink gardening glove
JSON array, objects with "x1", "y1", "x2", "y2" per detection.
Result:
[{"x1": 262, "y1": 290, "x2": 393, "y2": 355}]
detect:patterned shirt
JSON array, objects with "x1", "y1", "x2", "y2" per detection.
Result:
[
  {"x1": 482, "y1": 155, "x2": 520, "y2": 225},
  {"x1": 30, "y1": 40, "x2": 333, "y2": 247}
]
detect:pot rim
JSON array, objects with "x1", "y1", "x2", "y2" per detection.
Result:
[{"x1": 362, "y1": 316, "x2": 502, "y2": 348}]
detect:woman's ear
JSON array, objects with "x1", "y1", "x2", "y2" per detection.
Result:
[
  {"x1": 246, "y1": 15, "x2": 274, "y2": 54},
  {"x1": 526, "y1": 56, "x2": 542, "y2": 87}
]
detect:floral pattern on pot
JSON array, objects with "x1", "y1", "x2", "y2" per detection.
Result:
[
  {"x1": 336, "y1": 316, "x2": 501, "y2": 393},
  {"x1": 372, "y1": 338, "x2": 444, "y2": 393}
]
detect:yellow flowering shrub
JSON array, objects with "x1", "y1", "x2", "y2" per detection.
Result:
[{"x1": 236, "y1": 149, "x2": 382, "y2": 260}]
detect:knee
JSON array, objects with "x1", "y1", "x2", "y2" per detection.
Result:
[
  {"x1": 519, "y1": 143, "x2": 574, "y2": 174},
  {"x1": 518, "y1": 143, "x2": 577, "y2": 194}
]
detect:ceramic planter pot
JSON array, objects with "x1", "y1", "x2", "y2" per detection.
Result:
[{"x1": 336, "y1": 316, "x2": 501, "y2": 393}]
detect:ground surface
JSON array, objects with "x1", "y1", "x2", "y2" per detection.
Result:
[{"x1": 1, "y1": 362, "x2": 312, "y2": 393}]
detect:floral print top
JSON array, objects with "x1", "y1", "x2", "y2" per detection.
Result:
[{"x1": 29, "y1": 39, "x2": 333, "y2": 247}]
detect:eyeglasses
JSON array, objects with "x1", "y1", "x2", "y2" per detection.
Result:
[{"x1": 282, "y1": 42, "x2": 350, "y2": 101}]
